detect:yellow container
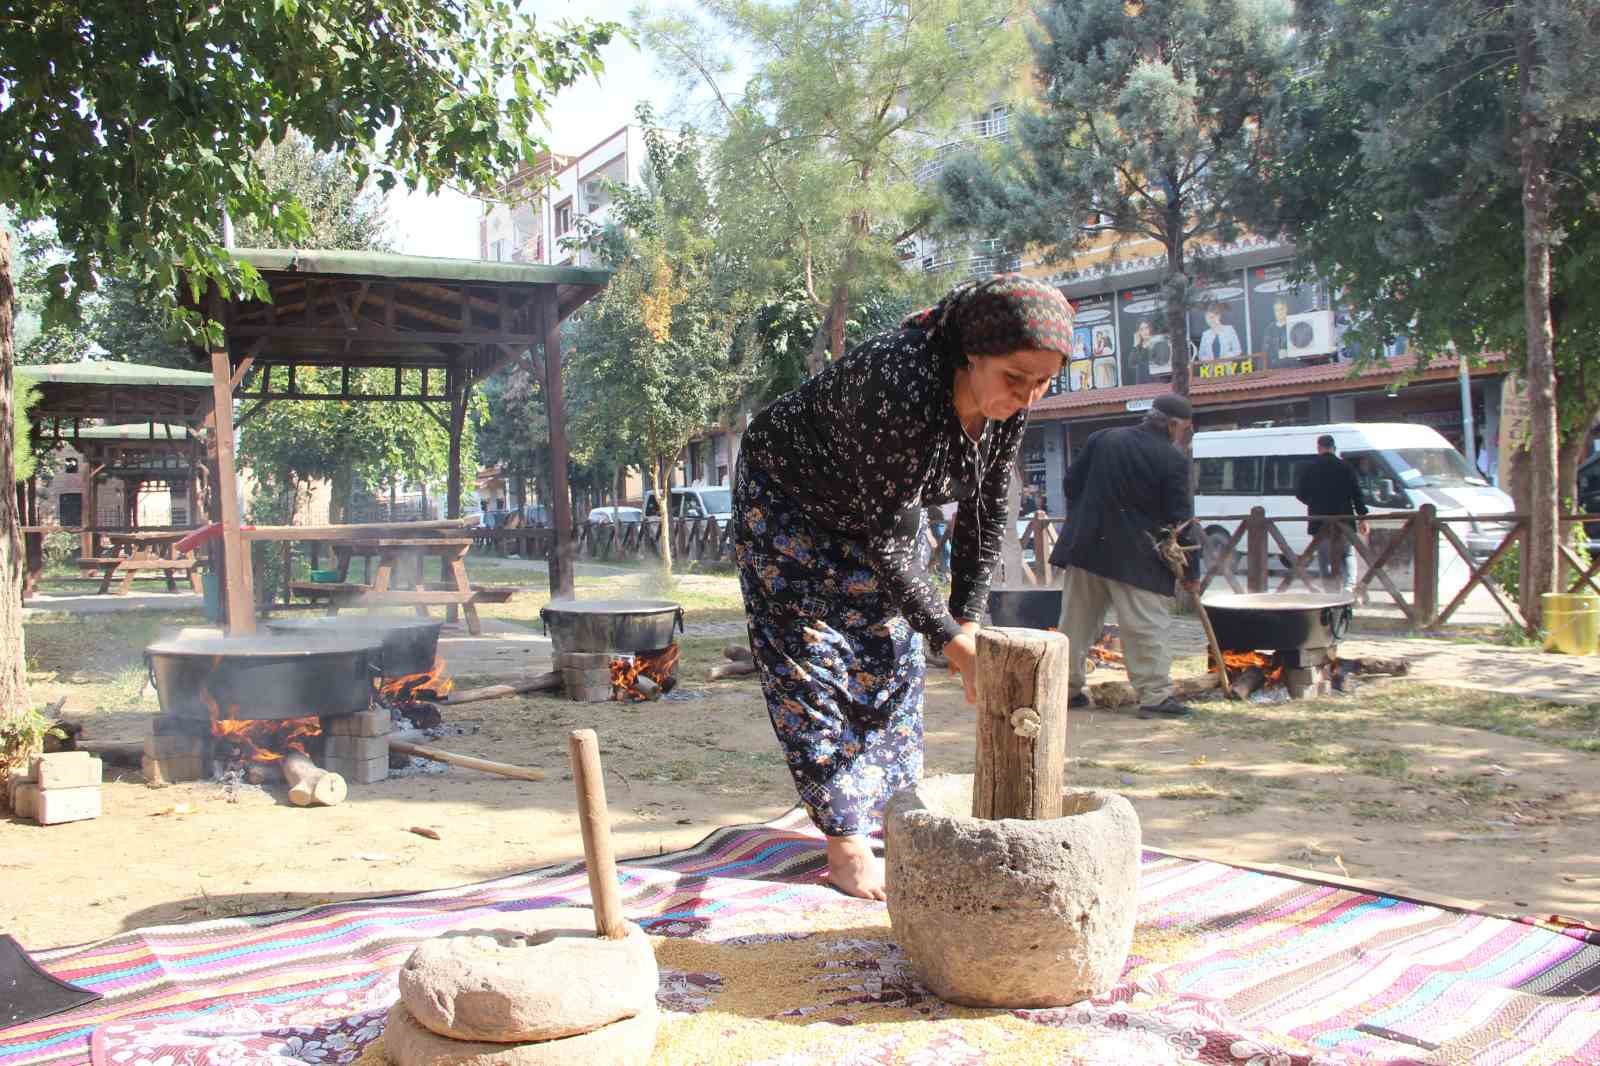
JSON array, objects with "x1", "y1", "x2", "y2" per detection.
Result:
[{"x1": 1542, "y1": 592, "x2": 1600, "y2": 654}]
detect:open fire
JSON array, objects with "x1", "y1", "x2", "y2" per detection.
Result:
[
  {"x1": 1212, "y1": 650, "x2": 1288, "y2": 686},
  {"x1": 379, "y1": 656, "x2": 453, "y2": 703},
  {"x1": 211, "y1": 716, "x2": 322, "y2": 765},
  {"x1": 610, "y1": 646, "x2": 681, "y2": 701}
]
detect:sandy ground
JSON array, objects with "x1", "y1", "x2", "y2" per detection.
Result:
[{"x1": 4, "y1": 641, "x2": 1597, "y2": 950}]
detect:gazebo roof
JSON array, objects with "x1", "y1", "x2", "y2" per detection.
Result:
[
  {"x1": 19, "y1": 361, "x2": 213, "y2": 388},
  {"x1": 69, "y1": 423, "x2": 194, "y2": 442},
  {"x1": 19, "y1": 361, "x2": 214, "y2": 427}
]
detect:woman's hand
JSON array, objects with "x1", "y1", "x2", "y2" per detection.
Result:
[{"x1": 943, "y1": 632, "x2": 979, "y2": 705}]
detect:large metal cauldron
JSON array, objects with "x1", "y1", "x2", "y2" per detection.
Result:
[
  {"x1": 1200, "y1": 592, "x2": 1354, "y2": 651},
  {"x1": 264, "y1": 616, "x2": 442, "y2": 678},
  {"x1": 145, "y1": 635, "x2": 380, "y2": 720},
  {"x1": 539, "y1": 599, "x2": 684, "y2": 655}
]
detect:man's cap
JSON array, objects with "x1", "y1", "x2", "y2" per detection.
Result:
[
  {"x1": 1317, "y1": 434, "x2": 1337, "y2": 449},
  {"x1": 1151, "y1": 393, "x2": 1192, "y2": 420}
]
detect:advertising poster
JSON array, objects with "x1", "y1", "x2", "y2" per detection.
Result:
[
  {"x1": 1187, "y1": 271, "x2": 1249, "y2": 364},
  {"x1": 1117, "y1": 284, "x2": 1173, "y2": 385},
  {"x1": 1248, "y1": 261, "x2": 1319, "y2": 366},
  {"x1": 1071, "y1": 292, "x2": 1119, "y2": 390}
]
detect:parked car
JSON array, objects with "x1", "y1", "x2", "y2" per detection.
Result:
[
  {"x1": 588, "y1": 506, "x2": 643, "y2": 526},
  {"x1": 643, "y1": 485, "x2": 734, "y2": 523}
]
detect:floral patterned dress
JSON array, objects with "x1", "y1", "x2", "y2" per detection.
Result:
[{"x1": 733, "y1": 327, "x2": 1023, "y2": 837}]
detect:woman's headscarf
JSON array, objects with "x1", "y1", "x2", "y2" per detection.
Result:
[{"x1": 902, "y1": 274, "x2": 1076, "y2": 367}]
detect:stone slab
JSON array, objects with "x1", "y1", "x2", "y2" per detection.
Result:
[
  {"x1": 142, "y1": 754, "x2": 206, "y2": 784},
  {"x1": 398, "y1": 911, "x2": 657, "y2": 1043},
  {"x1": 36, "y1": 755, "x2": 102, "y2": 791},
  {"x1": 554, "y1": 651, "x2": 615, "y2": 670},
  {"x1": 35, "y1": 785, "x2": 102, "y2": 825},
  {"x1": 384, "y1": 1002, "x2": 657, "y2": 1066},
  {"x1": 323, "y1": 754, "x2": 388, "y2": 785},
  {"x1": 144, "y1": 735, "x2": 204, "y2": 760}
]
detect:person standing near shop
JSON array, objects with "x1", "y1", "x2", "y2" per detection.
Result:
[
  {"x1": 1294, "y1": 434, "x2": 1370, "y2": 593},
  {"x1": 1049, "y1": 393, "x2": 1201, "y2": 720}
]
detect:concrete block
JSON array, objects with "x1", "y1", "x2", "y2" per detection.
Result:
[
  {"x1": 325, "y1": 709, "x2": 390, "y2": 737},
  {"x1": 29, "y1": 751, "x2": 89, "y2": 777},
  {"x1": 322, "y1": 734, "x2": 389, "y2": 762},
  {"x1": 13, "y1": 782, "x2": 39, "y2": 820},
  {"x1": 142, "y1": 754, "x2": 206, "y2": 784},
  {"x1": 144, "y1": 735, "x2": 204, "y2": 760},
  {"x1": 324, "y1": 754, "x2": 387, "y2": 785},
  {"x1": 35, "y1": 785, "x2": 101, "y2": 825},
  {"x1": 36, "y1": 755, "x2": 102, "y2": 791}
]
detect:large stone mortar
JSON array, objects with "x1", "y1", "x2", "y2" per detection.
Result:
[{"x1": 885, "y1": 773, "x2": 1141, "y2": 1008}]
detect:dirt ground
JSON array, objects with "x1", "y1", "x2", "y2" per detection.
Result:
[{"x1": 5, "y1": 616, "x2": 1598, "y2": 950}]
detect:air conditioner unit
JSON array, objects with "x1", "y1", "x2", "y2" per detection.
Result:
[{"x1": 1285, "y1": 310, "x2": 1336, "y2": 359}]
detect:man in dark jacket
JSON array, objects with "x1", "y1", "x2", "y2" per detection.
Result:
[
  {"x1": 1049, "y1": 393, "x2": 1201, "y2": 719},
  {"x1": 1294, "y1": 434, "x2": 1370, "y2": 593}
]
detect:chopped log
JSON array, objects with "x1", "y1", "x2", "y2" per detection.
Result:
[
  {"x1": 442, "y1": 671, "x2": 562, "y2": 705},
  {"x1": 1343, "y1": 656, "x2": 1409, "y2": 677},
  {"x1": 973, "y1": 627, "x2": 1070, "y2": 821},
  {"x1": 1229, "y1": 666, "x2": 1269, "y2": 701},
  {"x1": 1091, "y1": 673, "x2": 1218, "y2": 708},
  {"x1": 282, "y1": 751, "x2": 347, "y2": 807},
  {"x1": 708, "y1": 660, "x2": 757, "y2": 681},
  {"x1": 568, "y1": 729, "x2": 627, "y2": 940},
  {"x1": 722, "y1": 644, "x2": 753, "y2": 663},
  {"x1": 388, "y1": 739, "x2": 547, "y2": 782},
  {"x1": 633, "y1": 674, "x2": 662, "y2": 700}
]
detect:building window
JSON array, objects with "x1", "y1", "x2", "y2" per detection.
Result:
[{"x1": 555, "y1": 200, "x2": 574, "y2": 236}]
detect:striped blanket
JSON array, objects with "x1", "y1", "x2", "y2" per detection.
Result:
[{"x1": 1, "y1": 810, "x2": 1596, "y2": 1066}]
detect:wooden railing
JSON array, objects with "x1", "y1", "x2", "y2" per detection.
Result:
[{"x1": 470, "y1": 508, "x2": 1600, "y2": 634}]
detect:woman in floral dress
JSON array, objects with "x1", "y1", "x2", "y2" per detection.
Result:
[{"x1": 732, "y1": 275, "x2": 1076, "y2": 899}]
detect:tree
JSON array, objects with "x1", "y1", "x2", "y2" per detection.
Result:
[
  {"x1": 1258, "y1": 0, "x2": 1600, "y2": 626},
  {"x1": 0, "y1": 0, "x2": 614, "y2": 716},
  {"x1": 936, "y1": 0, "x2": 1294, "y2": 396},
  {"x1": 568, "y1": 123, "x2": 738, "y2": 572},
  {"x1": 644, "y1": 0, "x2": 1026, "y2": 374}
]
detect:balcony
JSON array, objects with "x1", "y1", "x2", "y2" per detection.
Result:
[{"x1": 914, "y1": 113, "x2": 1011, "y2": 185}]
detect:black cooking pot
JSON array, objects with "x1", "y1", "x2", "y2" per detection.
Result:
[
  {"x1": 144, "y1": 635, "x2": 381, "y2": 720},
  {"x1": 1200, "y1": 592, "x2": 1354, "y2": 651},
  {"x1": 540, "y1": 598, "x2": 684, "y2": 655},
  {"x1": 985, "y1": 587, "x2": 1063, "y2": 630},
  {"x1": 264, "y1": 616, "x2": 442, "y2": 678}
]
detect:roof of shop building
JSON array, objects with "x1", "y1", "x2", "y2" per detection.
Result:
[{"x1": 1030, "y1": 351, "x2": 1507, "y2": 420}]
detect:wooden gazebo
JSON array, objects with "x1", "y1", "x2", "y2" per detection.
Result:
[{"x1": 194, "y1": 249, "x2": 609, "y2": 635}]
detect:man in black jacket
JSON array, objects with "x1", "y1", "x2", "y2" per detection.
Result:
[
  {"x1": 1294, "y1": 434, "x2": 1370, "y2": 593},
  {"x1": 1049, "y1": 393, "x2": 1201, "y2": 719}
]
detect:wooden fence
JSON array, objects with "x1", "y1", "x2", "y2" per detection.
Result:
[{"x1": 473, "y1": 508, "x2": 1600, "y2": 634}]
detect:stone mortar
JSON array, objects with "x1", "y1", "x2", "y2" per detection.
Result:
[{"x1": 884, "y1": 773, "x2": 1141, "y2": 1008}]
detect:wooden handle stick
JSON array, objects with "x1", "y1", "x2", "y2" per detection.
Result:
[{"x1": 567, "y1": 729, "x2": 627, "y2": 940}]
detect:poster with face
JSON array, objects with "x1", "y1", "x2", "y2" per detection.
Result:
[
  {"x1": 1117, "y1": 284, "x2": 1172, "y2": 384},
  {"x1": 1070, "y1": 293, "x2": 1118, "y2": 389},
  {"x1": 1069, "y1": 359, "x2": 1093, "y2": 392},
  {"x1": 1187, "y1": 272, "x2": 1248, "y2": 363},
  {"x1": 1248, "y1": 261, "x2": 1319, "y2": 366}
]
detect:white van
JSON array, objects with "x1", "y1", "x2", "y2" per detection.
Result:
[
  {"x1": 643, "y1": 485, "x2": 734, "y2": 523},
  {"x1": 1191, "y1": 423, "x2": 1513, "y2": 561}
]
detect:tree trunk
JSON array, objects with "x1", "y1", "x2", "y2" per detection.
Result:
[
  {"x1": 329, "y1": 467, "x2": 352, "y2": 525},
  {"x1": 1558, "y1": 418, "x2": 1591, "y2": 513},
  {"x1": 1518, "y1": 22, "x2": 1559, "y2": 629},
  {"x1": 0, "y1": 229, "x2": 29, "y2": 716},
  {"x1": 827, "y1": 278, "x2": 849, "y2": 365},
  {"x1": 1164, "y1": 237, "x2": 1191, "y2": 399},
  {"x1": 646, "y1": 458, "x2": 673, "y2": 575}
]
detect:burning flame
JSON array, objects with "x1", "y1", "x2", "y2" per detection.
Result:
[
  {"x1": 1213, "y1": 651, "x2": 1286, "y2": 684},
  {"x1": 212, "y1": 716, "x2": 322, "y2": 762},
  {"x1": 611, "y1": 646, "x2": 681, "y2": 700},
  {"x1": 379, "y1": 656, "x2": 454, "y2": 701}
]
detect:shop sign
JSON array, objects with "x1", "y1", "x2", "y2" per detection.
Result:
[
  {"x1": 1193, "y1": 356, "x2": 1270, "y2": 381},
  {"x1": 1125, "y1": 398, "x2": 1154, "y2": 412}
]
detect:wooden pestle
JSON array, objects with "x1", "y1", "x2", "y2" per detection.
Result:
[{"x1": 567, "y1": 729, "x2": 628, "y2": 940}]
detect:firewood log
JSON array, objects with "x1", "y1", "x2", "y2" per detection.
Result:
[
  {"x1": 442, "y1": 671, "x2": 562, "y2": 705},
  {"x1": 708, "y1": 660, "x2": 757, "y2": 681},
  {"x1": 723, "y1": 644, "x2": 753, "y2": 663},
  {"x1": 1343, "y1": 656, "x2": 1409, "y2": 676},
  {"x1": 282, "y1": 751, "x2": 347, "y2": 807}
]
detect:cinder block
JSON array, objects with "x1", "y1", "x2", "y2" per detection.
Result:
[
  {"x1": 7, "y1": 767, "x2": 36, "y2": 812},
  {"x1": 144, "y1": 735, "x2": 205, "y2": 760},
  {"x1": 325, "y1": 709, "x2": 390, "y2": 737},
  {"x1": 555, "y1": 651, "x2": 615, "y2": 670},
  {"x1": 12, "y1": 782, "x2": 38, "y2": 819},
  {"x1": 36, "y1": 755, "x2": 102, "y2": 791},
  {"x1": 324, "y1": 754, "x2": 387, "y2": 785},
  {"x1": 142, "y1": 754, "x2": 206, "y2": 784},
  {"x1": 322, "y1": 734, "x2": 389, "y2": 761},
  {"x1": 35, "y1": 786, "x2": 101, "y2": 825},
  {"x1": 29, "y1": 750, "x2": 88, "y2": 777}
]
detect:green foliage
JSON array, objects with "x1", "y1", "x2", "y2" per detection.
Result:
[
  {"x1": 0, "y1": 706, "x2": 65, "y2": 779},
  {"x1": 643, "y1": 0, "x2": 1024, "y2": 369},
  {"x1": 0, "y1": 0, "x2": 616, "y2": 346},
  {"x1": 11, "y1": 377, "x2": 36, "y2": 482},
  {"x1": 937, "y1": 0, "x2": 1294, "y2": 390}
]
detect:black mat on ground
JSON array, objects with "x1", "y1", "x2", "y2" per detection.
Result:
[{"x1": 0, "y1": 935, "x2": 101, "y2": 1032}]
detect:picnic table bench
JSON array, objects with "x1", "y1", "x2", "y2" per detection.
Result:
[{"x1": 75, "y1": 532, "x2": 205, "y2": 595}]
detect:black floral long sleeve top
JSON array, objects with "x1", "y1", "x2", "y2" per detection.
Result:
[{"x1": 737, "y1": 325, "x2": 1024, "y2": 650}]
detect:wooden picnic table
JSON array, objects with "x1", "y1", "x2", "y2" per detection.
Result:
[
  {"x1": 277, "y1": 525, "x2": 490, "y2": 635},
  {"x1": 77, "y1": 530, "x2": 204, "y2": 596}
]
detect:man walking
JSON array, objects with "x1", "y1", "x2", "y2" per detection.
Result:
[
  {"x1": 1049, "y1": 393, "x2": 1201, "y2": 720},
  {"x1": 1294, "y1": 434, "x2": 1369, "y2": 593}
]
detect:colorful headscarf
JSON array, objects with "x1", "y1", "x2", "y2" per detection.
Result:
[{"x1": 902, "y1": 274, "x2": 1076, "y2": 367}]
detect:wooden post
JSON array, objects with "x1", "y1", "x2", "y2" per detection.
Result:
[
  {"x1": 82, "y1": 465, "x2": 99, "y2": 559},
  {"x1": 1246, "y1": 506, "x2": 1268, "y2": 593},
  {"x1": 209, "y1": 323, "x2": 254, "y2": 635},
  {"x1": 445, "y1": 366, "x2": 466, "y2": 624},
  {"x1": 972, "y1": 627, "x2": 1070, "y2": 821},
  {"x1": 1412, "y1": 503, "x2": 1438, "y2": 628},
  {"x1": 567, "y1": 729, "x2": 627, "y2": 940},
  {"x1": 541, "y1": 300, "x2": 576, "y2": 600}
]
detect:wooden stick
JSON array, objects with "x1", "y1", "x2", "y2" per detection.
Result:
[
  {"x1": 388, "y1": 739, "x2": 547, "y2": 781},
  {"x1": 441, "y1": 671, "x2": 562, "y2": 704},
  {"x1": 568, "y1": 729, "x2": 627, "y2": 940},
  {"x1": 1192, "y1": 594, "x2": 1236, "y2": 699},
  {"x1": 707, "y1": 660, "x2": 757, "y2": 681},
  {"x1": 972, "y1": 627, "x2": 1070, "y2": 821}
]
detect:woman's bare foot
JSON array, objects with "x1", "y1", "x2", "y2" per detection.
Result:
[{"x1": 824, "y1": 834, "x2": 886, "y2": 901}]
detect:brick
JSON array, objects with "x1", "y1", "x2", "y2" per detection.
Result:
[
  {"x1": 37, "y1": 755, "x2": 102, "y2": 791},
  {"x1": 142, "y1": 754, "x2": 207, "y2": 784},
  {"x1": 323, "y1": 734, "x2": 389, "y2": 762},
  {"x1": 144, "y1": 735, "x2": 205, "y2": 760},
  {"x1": 325, "y1": 709, "x2": 390, "y2": 737},
  {"x1": 36, "y1": 786, "x2": 101, "y2": 825},
  {"x1": 555, "y1": 651, "x2": 615, "y2": 670},
  {"x1": 323, "y1": 754, "x2": 387, "y2": 785},
  {"x1": 563, "y1": 675, "x2": 616, "y2": 703},
  {"x1": 13, "y1": 782, "x2": 38, "y2": 819},
  {"x1": 29, "y1": 751, "x2": 89, "y2": 778}
]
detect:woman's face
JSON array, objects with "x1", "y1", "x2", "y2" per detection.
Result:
[
  {"x1": 1135, "y1": 321, "x2": 1151, "y2": 342},
  {"x1": 1205, "y1": 309, "x2": 1222, "y2": 328},
  {"x1": 965, "y1": 347, "x2": 1063, "y2": 421}
]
